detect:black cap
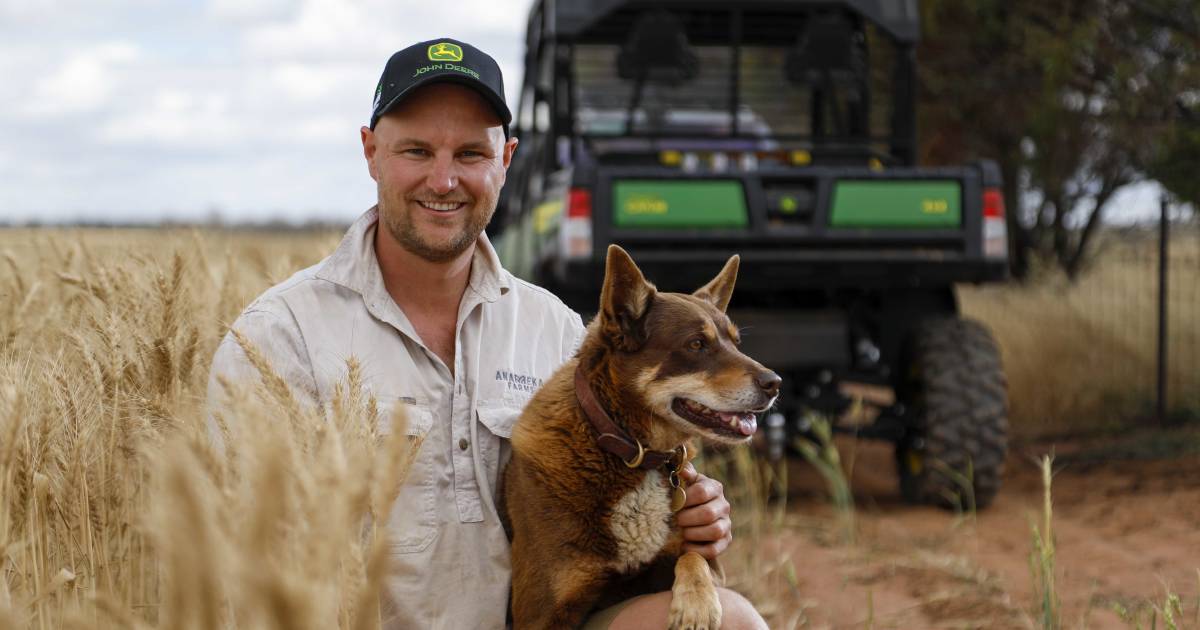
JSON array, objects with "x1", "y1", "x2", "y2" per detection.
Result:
[{"x1": 369, "y1": 38, "x2": 511, "y2": 137}]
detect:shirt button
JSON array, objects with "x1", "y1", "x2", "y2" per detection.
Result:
[{"x1": 459, "y1": 438, "x2": 469, "y2": 451}]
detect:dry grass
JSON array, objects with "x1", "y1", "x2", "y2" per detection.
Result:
[
  {"x1": 0, "y1": 227, "x2": 422, "y2": 628},
  {"x1": 961, "y1": 229, "x2": 1200, "y2": 437},
  {"x1": 699, "y1": 446, "x2": 807, "y2": 627}
]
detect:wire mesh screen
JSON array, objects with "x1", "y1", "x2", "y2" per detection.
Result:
[
  {"x1": 573, "y1": 44, "x2": 735, "y2": 136},
  {"x1": 1080, "y1": 226, "x2": 1199, "y2": 415}
]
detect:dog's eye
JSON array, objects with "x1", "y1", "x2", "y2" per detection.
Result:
[{"x1": 688, "y1": 338, "x2": 706, "y2": 352}]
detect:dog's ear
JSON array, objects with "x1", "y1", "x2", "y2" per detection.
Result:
[
  {"x1": 599, "y1": 245, "x2": 656, "y2": 351},
  {"x1": 693, "y1": 255, "x2": 739, "y2": 312}
]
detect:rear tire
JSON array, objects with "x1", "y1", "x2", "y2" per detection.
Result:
[{"x1": 896, "y1": 317, "x2": 1008, "y2": 510}]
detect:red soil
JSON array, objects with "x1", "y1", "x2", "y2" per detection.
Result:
[{"x1": 742, "y1": 430, "x2": 1200, "y2": 629}]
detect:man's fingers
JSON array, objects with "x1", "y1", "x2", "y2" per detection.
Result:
[
  {"x1": 678, "y1": 462, "x2": 698, "y2": 483},
  {"x1": 680, "y1": 517, "x2": 731, "y2": 544},
  {"x1": 681, "y1": 535, "x2": 730, "y2": 560},
  {"x1": 676, "y1": 497, "x2": 730, "y2": 527},
  {"x1": 674, "y1": 469, "x2": 734, "y2": 561},
  {"x1": 683, "y1": 474, "x2": 724, "y2": 508}
]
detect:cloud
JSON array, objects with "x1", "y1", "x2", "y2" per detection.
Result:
[
  {"x1": 242, "y1": 0, "x2": 378, "y2": 62},
  {"x1": 207, "y1": 0, "x2": 296, "y2": 23},
  {"x1": 98, "y1": 88, "x2": 241, "y2": 147},
  {"x1": 238, "y1": 0, "x2": 528, "y2": 100},
  {"x1": 269, "y1": 62, "x2": 364, "y2": 104},
  {"x1": 0, "y1": 0, "x2": 158, "y2": 25},
  {"x1": 25, "y1": 41, "x2": 140, "y2": 116}
]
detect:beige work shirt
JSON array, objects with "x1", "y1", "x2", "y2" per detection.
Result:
[{"x1": 207, "y1": 207, "x2": 585, "y2": 629}]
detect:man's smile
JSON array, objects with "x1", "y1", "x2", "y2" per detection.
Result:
[{"x1": 415, "y1": 200, "x2": 468, "y2": 213}]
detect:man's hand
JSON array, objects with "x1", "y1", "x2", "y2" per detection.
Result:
[{"x1": 675, "y1": 463, "x2": 731, "y2": 560}]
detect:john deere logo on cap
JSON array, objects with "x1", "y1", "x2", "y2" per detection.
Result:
[{"x1": 428, "y1": 43, "x2": 463, "y2": 62}]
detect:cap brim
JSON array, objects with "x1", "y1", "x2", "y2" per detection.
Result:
[{"x1": 371, "y1": 72, "x2": 511, "y2": 132}]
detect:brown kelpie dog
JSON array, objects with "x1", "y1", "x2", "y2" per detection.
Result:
[{"x1": 503, "y1": 245, "x2": 780, "y2": 629}]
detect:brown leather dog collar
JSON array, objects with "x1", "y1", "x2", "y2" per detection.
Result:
[{"x1": 574, "y1": 364, "x2": 681, "y2": 471}]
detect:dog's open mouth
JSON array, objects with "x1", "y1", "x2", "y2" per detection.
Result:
[{"x1": 672, "y1": 398, "x2": 758, "y2": 437}]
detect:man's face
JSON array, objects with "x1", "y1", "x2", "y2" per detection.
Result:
[{"x1": 361, "y1": 83, "x2": 517, "y2": 263}]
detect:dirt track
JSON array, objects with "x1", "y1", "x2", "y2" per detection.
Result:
[{"x1": 751, "y1": 429, "x2": 1200, "y2": 629}]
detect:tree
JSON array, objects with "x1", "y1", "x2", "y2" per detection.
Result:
[
  {"x1": 1148, "y1": 107, "x2": 1200, "y2": 208},
  {"x1": 1127, "y1": 0, "x2": 1200, "y2": 208},
  {"x1": 917, "y1": 0, "x2": 1199, "y2": 280},
  {"x1": 918, "y1": 0, "x2": 1041, "y2": 278}
]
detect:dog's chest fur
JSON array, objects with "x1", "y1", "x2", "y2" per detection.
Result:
[{"x1": 608, "y1": 470, "x2": 674, "y2": 573}]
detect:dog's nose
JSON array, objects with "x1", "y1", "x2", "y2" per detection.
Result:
[{"x1": 756, "y1": 370, "x2": 782, "y2": 396}]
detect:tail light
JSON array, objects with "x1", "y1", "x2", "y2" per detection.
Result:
[
  {"x1": 982, "y1": 187, "x2": 1007, "y2": 259},
  {"x1": 562, "y1": 187, "x2": 592, "y2": 259}
]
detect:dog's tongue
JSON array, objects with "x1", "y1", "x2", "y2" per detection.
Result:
[{"x1": 719, "y1": 412, "x2": 758, "y2": 436}]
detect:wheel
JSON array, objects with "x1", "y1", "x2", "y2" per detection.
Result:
[{"x1": 895, "y1": 317, "x2": 1008, "y2": 510}]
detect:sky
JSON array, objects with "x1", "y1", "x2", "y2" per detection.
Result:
[
  {"x1": 0, "y1": 0, "x2": 1172, "y2": 225},
  {"x1": 0, "y1": 0, "x2": 532, "y2": 224}
]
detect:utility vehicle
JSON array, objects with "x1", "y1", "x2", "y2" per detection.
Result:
[{"x1": 492, "y1": 0, "x2": 1009, "y2": 509}]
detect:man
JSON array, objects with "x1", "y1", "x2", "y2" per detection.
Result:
[{"x1": 208, "y1": 38, "x2": 766, "y2": 629}]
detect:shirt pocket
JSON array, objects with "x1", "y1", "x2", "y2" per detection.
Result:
[
  {"x1": 475, "y1": 404, "x2": 524, "y2": 499},
  {"x1": 380, "y1": 400, "x2": 438, "y2": 554}
]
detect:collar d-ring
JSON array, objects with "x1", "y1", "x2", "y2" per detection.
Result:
[{"x1": 623, "y1": 439, "x2": 646, "y2": 468}]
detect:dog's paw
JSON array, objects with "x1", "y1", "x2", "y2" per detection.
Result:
[{"x1": 666, "y1": 585, "x2": 722, "y2": 630}]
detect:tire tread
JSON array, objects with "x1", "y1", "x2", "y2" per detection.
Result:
[{"x1": 897, "y1": 317, "x2": 1009, "y2": 509}]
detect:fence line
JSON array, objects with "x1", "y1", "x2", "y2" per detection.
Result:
[
  {"x1": 1085, "y1": 201, "x2": 1198, "y2": 421},
  {"x1": 960, "y1": 205, "x2": 1198, "y2": 433}
]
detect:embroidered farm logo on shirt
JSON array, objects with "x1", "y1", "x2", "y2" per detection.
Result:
[{"x1": 495, "y1": 370, "x2": 543, "y2": 394}]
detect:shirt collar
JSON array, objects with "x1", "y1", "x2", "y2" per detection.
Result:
[{"x1": 316, "y1": 206, "x2": 510, "y2": 305}]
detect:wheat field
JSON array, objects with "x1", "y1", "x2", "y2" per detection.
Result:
[
  {"x1": 1, "y1": 226, "x2": 1194, "y2": 628},
  {"x1": 0, "y1": 227, "x2": 424, "y2": 629}
]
